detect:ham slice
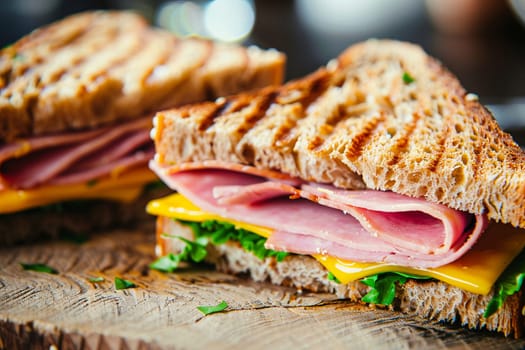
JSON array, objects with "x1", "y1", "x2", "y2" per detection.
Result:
[
  {"x1": 299, "y1": 185, "x2": 472, "y2": 255},
  {"x1": 162, "y1": 160, "x2": 303, "y2": 186},
  {"x1": 150, "y1": 160, "x2": 488, "y2": 268},
  {"x1": 213, "y1": 181, "x2": 299, "y2": 205},
  {"x1": 0, "y1": 117, "x2": 152, "y2": 189},
  {"x1": 49, "y1": 146, "x2": 154, "y2": 185},
  {"x1": 73, "y1": 130, "x2": 151, "y2": 170},
  {"x1": 0, "y1": 128, "x2": 107, "y2": 164}
]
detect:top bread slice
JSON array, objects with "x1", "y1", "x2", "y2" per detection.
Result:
[
  {"x1": 0, "y1": 11, "x2": 285, "y2": 142},
  {"x1": 153, "y1": 39, "x2": 525, "y2": 228}
]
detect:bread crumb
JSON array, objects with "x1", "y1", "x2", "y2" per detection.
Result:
[
  {"x1": 326, "y1": 59, "x2": 338, "y2": 71},
  {"x1": 466, "y1": 93, "x2": 479, "y2": 101}
]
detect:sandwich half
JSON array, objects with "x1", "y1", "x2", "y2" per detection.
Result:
[
  {"x1": 147, "y1": 39, "x2": 525, "y2": 337},
  {"x1": 0, "y1": 11, "x2": 285, "y2": 244}
]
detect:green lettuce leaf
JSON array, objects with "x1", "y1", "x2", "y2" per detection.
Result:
[
  {"x1": 150, "y1": 220, "x2": 288, "y2": 272},
  {"x1": 189, "y1": 220, "x2": 288, "y2": 261},
  {"x1": 484, "y1": 250, "x2": 525, "y2": 318},
  {"x1": 149, "y1": 234, "x2": 207, "y2": 272},
  {"x1": 360, "y1": 272, "x2": 431, "y2": 305}
]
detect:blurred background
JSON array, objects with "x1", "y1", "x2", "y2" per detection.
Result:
[{"x1": 1, "y1": 0, "x2": 524, "y2": 121}]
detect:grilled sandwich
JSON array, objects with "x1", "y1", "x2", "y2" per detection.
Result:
[
  {"x1": 0, "y1": 11, "x2": 285, "y2": 244},
  {"x1": 147, "y1": 40, "x2": 525, "y2": 337}
]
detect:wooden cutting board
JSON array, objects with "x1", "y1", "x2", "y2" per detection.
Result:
[{"x1": 1, "y1": 227, "x2": 525, "y2": 350}]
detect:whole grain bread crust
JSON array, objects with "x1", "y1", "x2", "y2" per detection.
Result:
[
  {"x1": 0, "y1": 11, "x2": 285, "y2": 142},
  {"x1": 153, "y1": 39, "x2": 525, "y2": 228},
  {"x1": 156, "y1": 216, "x2": 525, "y2": 338}
]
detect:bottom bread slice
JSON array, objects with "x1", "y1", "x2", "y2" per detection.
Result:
[{"x1": 156, "y1": 216, "x2": 525, "y2": 338}]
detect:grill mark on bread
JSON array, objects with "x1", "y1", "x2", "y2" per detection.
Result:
[
  {"x1": 67, "y1": 30, "x2": 150, "y2": 106},
  {"x1": 307, "y1": 103, "x2": 355, "y2": 152},
  {"x1": 277, "y1": 69, "x2": 331, "y2": 109},
  {"x1": 43, "y1": 15, "x2": 97, "y2": 51},
  {"x1": 272, "y1": 71, "x2": 331, "y2": 146},
  {"x1": 4, "y1": 24, "x2": 122, "y2": 107},
  {"x1": 198, "y1": 99, "x2": 231, "y2": 131},
  {"x1": 35, "y1": 28, "x2": 145, "y2": 121},
  {"x1": 0, "y1": 66, "x2": 12, "y2": 91},
  {"x1": 467, "y1": 103, "x2": 495, "y2": 179},
  {"x1": 324, "y1": 93, "x2": 368, "y2": 131},
  {"x1": 272, "y1": 108, "x2": 302, "y2": 148},
  {"x1": 144, "y1": 38, "x2": 181, "y2": 83},
  {"x1": 305, "y1": 79, "x2": 370, "y2": 152},
  {"x1": 274, "y1": 112, "x2": 301, "y2": 147},
  {"x1": 88, "y1": 31, "x2": 148, "y2": 79},
  {"x1": 37, "y1": 30, "x2": 119, "y2": 88},
  {"x1": 427, "y1": 128, "x2": 447, "y2": 173},
  {"x1": 236, "y1": 89, "x2": 278, "y2": 136},
  {"x1": 296, "y1": 70, "x2": 331, "y2": 109},
  {"x1": 139, "y1": 39, "x2": 176, "y2": 87},
  {"x1": 1, "y1": 21, "x2": 94, "y2": 90},
  {"x1": 471, "y1": 136, "x2": 482, "y2": 182},
  {"x1": 388, "y1": 112, "x2": 421, "y2": 166},
  {"x1": 1, "y1": 22, "x2": 124, "y2": 132},
  {"x1": 197, "y1": 94, "x2": 254, "y2": 132},
  {"x1": 147, "y1": 39, "x2": 213, "y2": 110},
  {"x1": 17, "y1": 12, "x2": 98, "y2": 52},
  {"x1": 228, "y1": 94, "x2": 253, "y2": 113},
  {"x1": 344, "y1": 112, "x2": 386, "y2": 161}
]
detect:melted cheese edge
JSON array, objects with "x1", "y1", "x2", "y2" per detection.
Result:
[
  {"x1": 147, "y1": 193, "x2": 525, "y2": 295},
  {"x1": 0, "y1": 167, "x2": 157, "y2": 213}
]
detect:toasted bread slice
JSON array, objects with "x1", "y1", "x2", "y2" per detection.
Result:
[
  {"x1": 153, "y1": 39, "x2": 525, "y2": 228},
  {"x1": 0, "y1": 11, "x2": 284, "y2": 244},
  {"x1": 0, "y1": 11, "x2": 285, "y2": 141},
  {"x1": 156, "y1": 217, "x2": 525, "y2": 338}
]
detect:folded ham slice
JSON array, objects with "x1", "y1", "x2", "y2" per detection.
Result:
[
  {"x1": 0, "y1": 117, "x2": 152, "y2": 190},
  {"x1": 151, "y1": 160, "x2": 488, "y2": 268},
  {"x1": 212, "y1": 182, "x2": 299, "y2": 205}
]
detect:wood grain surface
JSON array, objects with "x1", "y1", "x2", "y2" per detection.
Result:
[{"x1": 1, "y1": 227, "x2": 525, "y2": 350}]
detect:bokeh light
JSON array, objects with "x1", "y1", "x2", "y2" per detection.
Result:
[{"x1": 156, "y1": 0, "x2": 255, "y2": 43}]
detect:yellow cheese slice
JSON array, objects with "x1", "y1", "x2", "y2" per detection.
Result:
[
  {"x1": 146, "y1": 193, "x2": 525, "y2": 295},
  {"x1": 0, "y1": 167, "x2": 157, "y2": 213}
]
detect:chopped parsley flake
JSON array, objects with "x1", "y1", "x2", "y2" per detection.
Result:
[
  {"x1": 20, "y1": 262, "x2": 58, "y2": 274},
  {"x1": 197, "y1": 300, "x2": 228, "y2": 315},
  {"x1": 88, "y1": 276, "x2": 105, "y2": 283},
  {"x1": 402, "y1": 72, "x2": 415, "y2": 84},
  {"x1": 114, "y1": 277, "x2": 136, "y2": 290}
]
